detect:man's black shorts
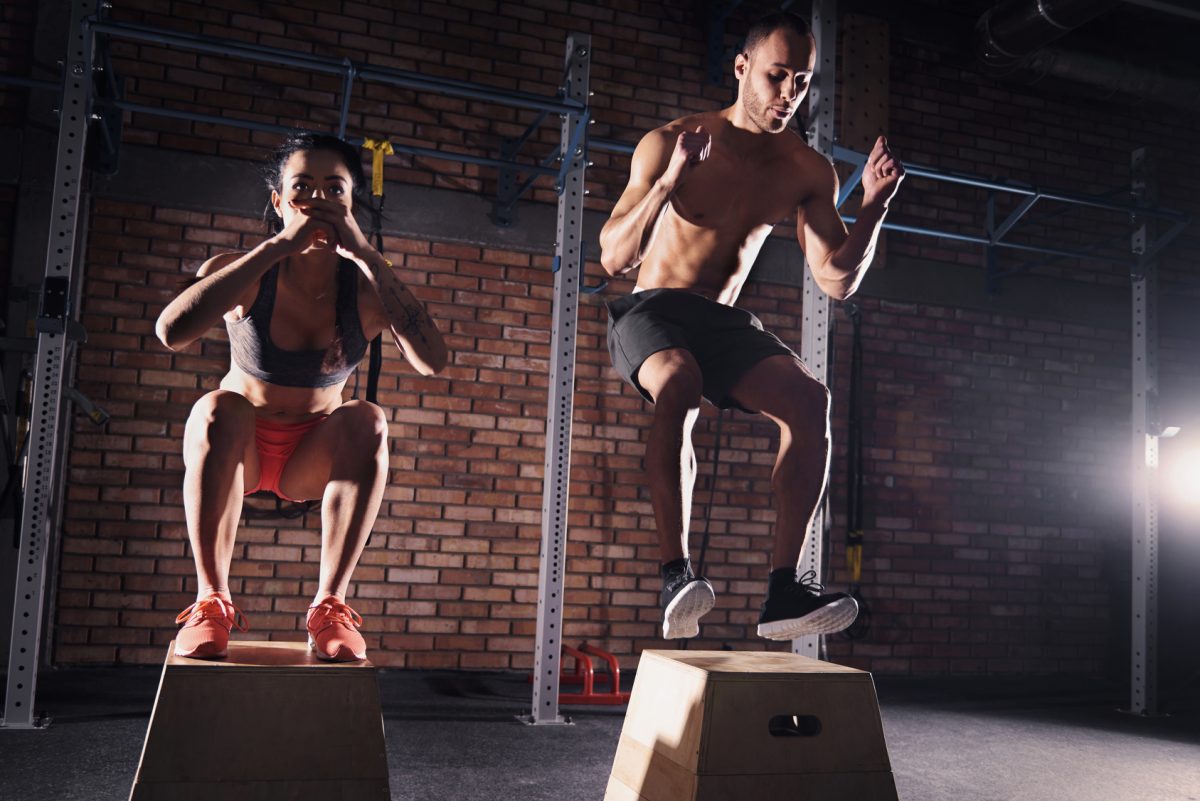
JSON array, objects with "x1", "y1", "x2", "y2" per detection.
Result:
[{"x1": 605, "y1": 288, "x2": 800, "y2": 410}]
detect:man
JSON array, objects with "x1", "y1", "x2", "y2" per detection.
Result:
[{"x1": 599, "y1": 12, "x2": 903, "y2": 641}]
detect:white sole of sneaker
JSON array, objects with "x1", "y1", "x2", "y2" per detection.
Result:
[
  {"x1": 662, "y1": 581, "x2": 716, "y2": 640},
  {"x1": 308, "y1": 634, "x2": 337, "y2": 662},
  {"x1": 307, "y1": 634, "x2": 365, "y2": 662},
  {"x1": 173, "y1": 648, "x2": 228, "y2": 660},
  {"x1": 755, "y1": 596, "x2": 860, "y2": 641}
]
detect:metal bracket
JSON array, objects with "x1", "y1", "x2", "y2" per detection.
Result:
[
  {"x1": 491, "y1": 137, "x2": 521, "y2": 227},
  {"x1": 86, "y1": 26, "x2": 123, "y2": 176},
  {"x1": 491, "y1": 110, "x2": 560, "y2": 226}
]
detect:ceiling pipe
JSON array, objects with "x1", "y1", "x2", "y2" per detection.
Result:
[
  {"x1": 1025, "y1": 47, "x2": 1200, "y2": 111},
  {"x1": 976, "y1": 0, "x2": 1120, "y2": 73},
  {"x1": 974, "y1": 0, "x2": 1200, "y2": 110},
  {"x1": 1120, "y1": 0, "x2": 1200, "y2": 23}
]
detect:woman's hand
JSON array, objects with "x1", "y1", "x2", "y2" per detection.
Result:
[
  {"x1": 289, "y1": 197, "x2": 376, "y2": 262},
  {"x1": 271, "y1": 201, "x2": 338, "y2": 254}
]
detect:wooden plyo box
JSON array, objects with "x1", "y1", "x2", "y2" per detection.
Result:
[
  {"x1": 129, "y1": 641, "x2": 389, "y2": 801},
  {"x1": 605, "y1": 650, "x2": 898, "y2": 801}
]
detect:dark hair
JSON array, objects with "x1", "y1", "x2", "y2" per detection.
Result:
[
  {"x1": 743, "y1": 11, "x2": 812, "y2": 56},
  {"x1": 262, "y1": 132, "x2": 371, "y2": 234}
]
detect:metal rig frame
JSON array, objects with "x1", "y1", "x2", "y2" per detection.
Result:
[
  {"x1": 791, "y1": 0, "x2": 840, "y2": 660},
  {"x1": 2, "y1": 0, "x2": 97, "y2": 731},
  {"x1": 2, "y1": 0, "x2": 1190, "y2": 728},
  {"x1": 523, "y1": 34, "x2": 591, "y2": 727},
  {"x1": 1128, "y1": 147, "x2": 1162, "y2": 716},
  {"x1": 2, "y1": 4, "x2": 591, "y2": 728}
]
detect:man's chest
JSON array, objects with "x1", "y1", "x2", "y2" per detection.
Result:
[{"x1": 674, "y1": 152, "x2": 801, "y2": 227}]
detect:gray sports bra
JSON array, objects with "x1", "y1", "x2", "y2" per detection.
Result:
[{"x1": 226, "y1": 259, "x2": 369, "y2": 388}]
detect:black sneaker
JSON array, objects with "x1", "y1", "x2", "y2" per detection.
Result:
[
  {"x1": 756, "y1": 569, "x2": 859, "y2": 641},
  {"x1": 660, "y1": 559, "x2": 715, "y2": 640}
]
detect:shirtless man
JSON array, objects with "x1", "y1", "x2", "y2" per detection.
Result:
[{"x1": 599, "y1": 12, "x2": 903, "y2": 641}]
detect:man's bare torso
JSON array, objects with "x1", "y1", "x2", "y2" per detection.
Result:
[{"x1": 635, "y1": 111, "x2": 826, "y2": 304}]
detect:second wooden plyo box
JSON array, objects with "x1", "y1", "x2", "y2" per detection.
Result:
[{"x1": 605, "y1": 649, "x2": 898, "y2": 801}]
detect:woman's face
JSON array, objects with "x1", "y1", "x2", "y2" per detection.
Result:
[{"x1": 271, "y1": 148, "x2": 355, "y2": 244}]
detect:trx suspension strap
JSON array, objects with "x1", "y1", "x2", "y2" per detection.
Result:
[
  {"x1": 681, "y1": 407, "x2": 726, "y2": 651},
  {"x1": 362, "y1": 137, "x2": 393, "y2": 405},
  {"x1": 694, "y1": 408, "x2": 726, "y2": 580},
  {"x1": 843, "y1": 301, "x2": 871, "y2": 639}
]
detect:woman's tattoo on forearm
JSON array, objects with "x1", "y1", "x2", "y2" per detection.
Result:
[{"x1": 383, "y1": 285, "x2": 432, "y2": 347}]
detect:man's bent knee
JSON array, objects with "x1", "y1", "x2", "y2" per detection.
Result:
[
  {"x1": 777, "y1": 377, "x2": 831, "y2": 431},
  {"x1": 643, "y1": 353, "x2": 703, "y2": 411},
  {"x1": 652, "y1": 372, "x2": 703, "y2": 419}
]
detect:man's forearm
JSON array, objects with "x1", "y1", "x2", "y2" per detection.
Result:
[
  {"x1": 599, "y1": 179, "x2": 675, "y2": 276},
  {"x1": 819, "y1": 202, "x2": 889, "y2": 299}
]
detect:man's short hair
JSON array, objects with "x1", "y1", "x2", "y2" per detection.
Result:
[{"x1": 743, "y1": 11, "x2": 812, "y2": 55}]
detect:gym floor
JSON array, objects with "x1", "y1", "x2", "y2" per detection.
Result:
[{"x1": 1, "y1": 664, "x2": 1197, "y2": 801}]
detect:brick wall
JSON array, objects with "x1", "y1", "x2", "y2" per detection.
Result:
[
  {"x1": 0, "y1": 0, "x2": 37, "y2": 307},
  {"x1": 0, "y1": 0, "x2": 37, "y2": 128},
  {"x1": 55, "y1": 197, "x2": 1135, "y2": 673},
  {"x1": 36, "y1": 0, "x2": 1200, "y2": 674},
  {"x1": 0, "y1": 185, "x2": 15, "y2": 313}
]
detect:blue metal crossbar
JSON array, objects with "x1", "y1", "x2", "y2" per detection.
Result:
[
  {"x1": 589, "y1": 137, "x2": 1189, "y2": 269},
  {"x1": 89, "y1": 17, "x2": 585, "y2": 223},
  {"x1": 830, "y1": 144, "x2": 1187, "y2": 223},
  {"x1": 89, "y1": 19, "x2": 585, "y2": 116},
  {"x1": 0, "y1": 74, "x2": 59, "y2": 91}
]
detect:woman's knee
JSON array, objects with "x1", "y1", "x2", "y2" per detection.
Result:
[
  {"x1": 184, "y1": 390, "x2": 256, "y2": 449},
  {"x1": 333, "y1": 400, "x2": 389, "y2": 453}
]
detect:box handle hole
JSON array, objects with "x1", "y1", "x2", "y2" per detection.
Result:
[{"x1": 769, "y1": 714, "x2": 822, "y2": 737}]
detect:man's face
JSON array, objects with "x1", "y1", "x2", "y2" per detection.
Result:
[{"x1": 735, "y1": 29, "x2": 816, "y2": 133}]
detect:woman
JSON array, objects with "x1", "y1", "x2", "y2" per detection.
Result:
[{"x1": 155, "y1": 133, "x2": 447, "y2": 661}]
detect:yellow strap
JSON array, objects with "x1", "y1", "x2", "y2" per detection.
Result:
[
  {"x1": 362, "y1": 137, "x2": 394, "y2": 197},
  {"x1": 846, "y1": 542, "x2": 863, "y2": 583}
]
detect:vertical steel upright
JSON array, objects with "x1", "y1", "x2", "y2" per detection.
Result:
[
  {"x1": 1128, "y1": 147, "x2": 1159, "y2": 716},
  {"x1": 3, "y1": 0, "x2": 96, "y2": 729},
  {"x1": 794, "y1": 0, "x2": 838, "y2": 661},
  {"x1": 527, "y1": 34, "x2": 590, "y2": 725}
]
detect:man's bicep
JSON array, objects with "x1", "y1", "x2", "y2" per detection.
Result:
[
  {"x1": 609, "y1": 131, "x2": 673, "y2": 219},
  {"x1": 797, "y1": 165, "x2": 848, "y2": 270},
  {"x1": 608, "y1": 176, "x2": 654, "y2": 220}
]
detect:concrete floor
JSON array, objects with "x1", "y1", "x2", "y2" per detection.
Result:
[{"x1": 1, "y1": 664, "x2": 1198, "y2": 801}]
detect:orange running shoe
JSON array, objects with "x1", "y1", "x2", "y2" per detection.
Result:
[
  {"x1": 306, "y1": 597, "x2": 366, "y2": 662},
  {"x1": 174, "y1": 595, "x2": 249, "y2": 659}
]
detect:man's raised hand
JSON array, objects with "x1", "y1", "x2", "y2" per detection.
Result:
[
  {"x1": 861, "y1": 135, "x2": 904, "y2": 209},
  {"x1": 662, "y1": 125, "x2": 712, "y2": 192}
]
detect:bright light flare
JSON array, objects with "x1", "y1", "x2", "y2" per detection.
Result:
[{"x1": 1165, "y1": 448, "x2": 1200, "y2": 509}]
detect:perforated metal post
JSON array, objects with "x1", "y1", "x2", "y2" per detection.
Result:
[
  {"x1": 3, "y1": 0, "x2": 96, "y2": 730},
  {"x1": 1128, "y1": 147, "x2": 1159, "y2": 716},
  {"x1": 525, "y1": 34, "x2": 590, "y2": 726},
  {"x1": 794, "y1": 0, "x2": 837, "y2": 661}
]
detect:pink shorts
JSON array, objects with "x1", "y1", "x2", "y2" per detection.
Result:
[{"x1": 244, "y1": 415, "x2": 329, "y2": 502}]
